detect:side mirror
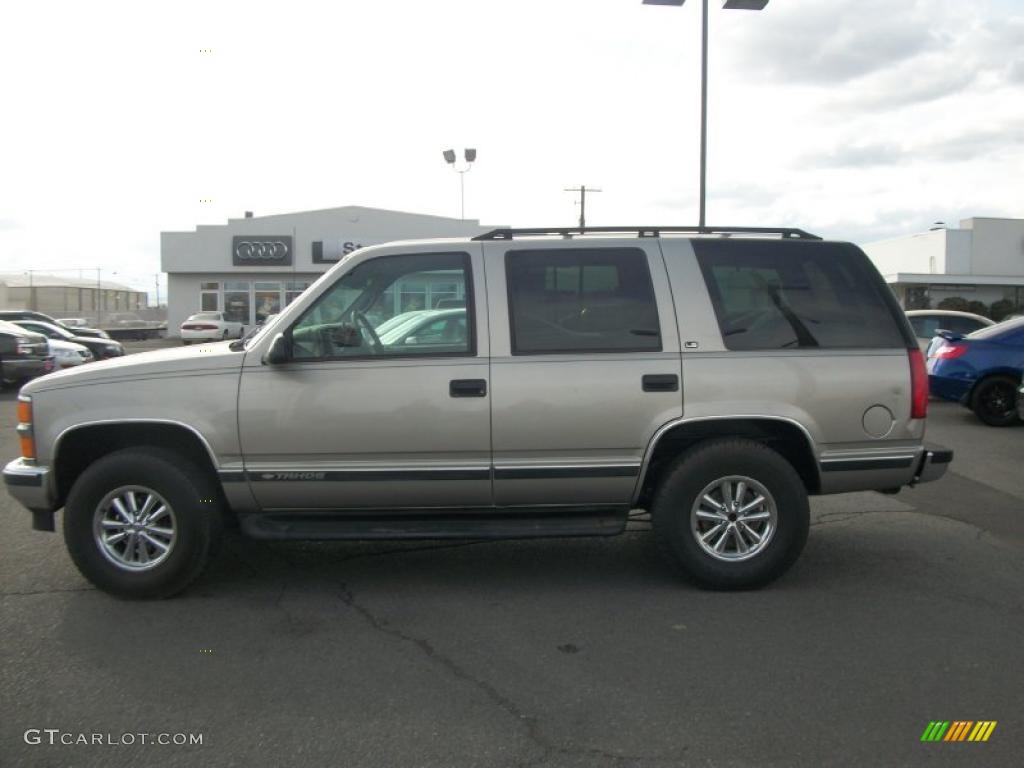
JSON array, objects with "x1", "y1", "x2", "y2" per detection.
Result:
[{"x1": 262, "y1": 333, "x2": 292, "y2": 365}]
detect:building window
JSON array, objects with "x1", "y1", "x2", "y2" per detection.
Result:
[
  {"x1": 254, "y1": 282, "x2": 282, "y2": 323},
  {"x1": 224, "y1": 281, "x2": 250, "y2": 325},
  {"x1": 285, "y1": 281, "x2": 310, "y2": 307},
  {"x1": 200, "y1": 282, "x2": 220, "y2": 312}
]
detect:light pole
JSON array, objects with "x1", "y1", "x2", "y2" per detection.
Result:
[
  {"x1": 642, "y1": 0, "x2": 768, "y2": 230},
  {"x1": 442, "y1": 148, "x2": 476, "y2": 221}
]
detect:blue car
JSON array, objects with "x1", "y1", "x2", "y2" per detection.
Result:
[{"x1": 927, "y1": 316, "x2": 1024, "y2": 426}]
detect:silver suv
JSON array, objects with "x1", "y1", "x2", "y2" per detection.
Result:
[{"x1": 4, "y1": 226, "x2": 952, "y2": 597}]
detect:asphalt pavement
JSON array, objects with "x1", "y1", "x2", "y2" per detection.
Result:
[{"x1": 1, "y1": 364, "x2": 1021, "y2": 767}]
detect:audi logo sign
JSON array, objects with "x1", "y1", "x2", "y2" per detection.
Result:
[{"x1": 232, "y1": 235, "x2": 293, "y2": 266}]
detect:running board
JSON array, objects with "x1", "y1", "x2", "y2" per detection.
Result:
[{"x1": 239, "y1": 508, "x2": 628, "y2": 541}]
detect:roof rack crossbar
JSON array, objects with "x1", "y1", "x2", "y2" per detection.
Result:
[{"x1": 472, "y1": 226, "x2": 822, "y2": 241}]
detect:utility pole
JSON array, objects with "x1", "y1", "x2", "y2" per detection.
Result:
[{"x1": 564, "y1": 185, "x2": 602, "y2": 228}]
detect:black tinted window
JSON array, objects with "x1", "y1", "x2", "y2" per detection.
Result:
[
  {"x1": 506, "y1": 248, "x2": 661, "y2": 354},
  {"x1": 694, "y1": 240, "x2": 908, "y2": 350}
]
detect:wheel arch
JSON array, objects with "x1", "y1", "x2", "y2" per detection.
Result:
[
  {"x1": 633, "y1": 416, "x2": 820, "y2": 507},
  {"x1": 52, "y1": 420, "x2": 221, "y2": 509},
  {"x1": 966, "y1": 369, "x2": 1022, "y2": 405}
]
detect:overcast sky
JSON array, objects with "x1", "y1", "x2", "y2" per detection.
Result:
[{"x1": 1, "y1": 0, "x2": 1021, "y2": 299}]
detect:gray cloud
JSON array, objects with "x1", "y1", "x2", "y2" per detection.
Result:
[
  {"x1": 730, "y1": 1, "x2": 942, "y2": 85},
  {"x1": 800, "y1": 122, "x2": 1024, "y2": 169},
  {"x1": 729, "y1": 1, "x2": 1023, "y2": 110}
]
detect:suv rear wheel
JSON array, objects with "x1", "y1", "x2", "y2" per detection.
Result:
[
  {"x1": 651, "y1": 438, "x2": 809, "y2": 589},
  {"x1": 64, "y1": 448, "x2": 222, "y2": 598}
]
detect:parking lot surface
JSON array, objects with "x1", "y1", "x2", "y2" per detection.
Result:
[{"x1": 1, "y1": 347, "x2": 1021, "y2": 767}]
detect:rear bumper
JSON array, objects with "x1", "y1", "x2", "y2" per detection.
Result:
[
  {"x1": 911, "y1": 443, "x2": 953, "y2": 485},
  {"x1": 1, "y1": 356, "x2": 53, "y2": 382},
  {"x1": 928, "y1": 374, "x2": 972, "y2": 403},
  {"x1": 2, "y1": 458, "x2": 57, "y2": 530}
]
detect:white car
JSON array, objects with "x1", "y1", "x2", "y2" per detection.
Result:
[
  {"x1": 48, "y1": 338, "x2": 94, "y2": 368},
  {"x1": 905, "y1": 309, "x2": 994, "y2": 353},
  {"x1": 56, "y1": 317, "x2": 93, "y2": 329},
  {"x1": 180, "y1": 312, "x2": 245, "y2": 344}
]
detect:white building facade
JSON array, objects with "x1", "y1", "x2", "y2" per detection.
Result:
[
  {"x1": 863, "y1": 217, "x2": 1024, "y2": 313},
  {"x1": 161, "y1": 206, "x2": 502, "y2": 335}
]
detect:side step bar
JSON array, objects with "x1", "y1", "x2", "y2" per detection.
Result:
[{"x1": 239, "y1": 508, "x2": 628, "y2": 541}]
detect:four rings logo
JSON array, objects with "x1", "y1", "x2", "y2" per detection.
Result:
[
  {"x1": 232, "y1": 235, "x2": 293, "y2": 266},
  {"x1": 259, "y1": 472, "x2": 326, "y2": 481}
]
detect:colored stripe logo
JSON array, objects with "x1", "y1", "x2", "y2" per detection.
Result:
[{"x1": 921, "y1": 721, "x2": 997, "y2": 742}]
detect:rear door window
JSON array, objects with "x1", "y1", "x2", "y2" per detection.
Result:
[
  {"x1": 694, "y1": 240, "x2": 908, "y2": 350},
  {"x1": 505, "y1": 248, "x2": 661, "y2": 354}
]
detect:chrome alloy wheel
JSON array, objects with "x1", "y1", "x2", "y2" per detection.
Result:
[
  {"x1": 92, "y1": 486, "x2": 177, "y2": 571},
  {"x1": 690, "y1": 475, "x2": 777, "y2": 562}
]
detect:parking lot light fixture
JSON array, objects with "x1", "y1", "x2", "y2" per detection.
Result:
[
  {"x1": 441, "y1": 148, "x2": 477, "y2": 221},
  {"x1": 642, "y1": 0, "x2": 769, "y2": 229}
]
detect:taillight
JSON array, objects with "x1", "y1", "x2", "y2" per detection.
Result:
[
  {"x1": 16, "y1": 395, "x2": 35, "y2": 460},
  {"x1": 909, "y1": 348, "x2": 928, "y2": 420},
  {"x1": 932, "y1": 343, "x2": 968, "y2": 360}
]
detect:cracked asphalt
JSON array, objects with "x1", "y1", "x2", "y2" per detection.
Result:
[{"x1": 1, "y1": 377, "x2": 1021, "y2": 767}]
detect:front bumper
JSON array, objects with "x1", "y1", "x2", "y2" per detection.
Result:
[
  {"x1": 911, "y1": 442, "x2": 953, "y2": 485},
  {"x1": 3, "y1": 458, "x2": 57, "y2": 530}
]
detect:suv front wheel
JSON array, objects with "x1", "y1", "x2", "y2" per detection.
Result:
[
  {"x1": 651, "y1": 439, "x2": 809, "y2": 590},
  {"x1": 64, "y1": 448, "x2": 222, "y2": 598}
]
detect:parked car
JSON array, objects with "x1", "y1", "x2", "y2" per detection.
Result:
[
  {"x1": 905, "y1": 309, "x2": 994, "y2": 352},
  {"x1": 0, "y1": 320, "x2": 54, "y2": 389},
  {"x1": 48, "y1": 338, "x2": 94, "y2": 369},
  {"x1": 378, "y1": 308, "x2": 467, "y2": 348},
  {"x1": 4, "y1": 226, "x2": 953, "y2": 599},
  {"x1": 180, "y1": 312, "x2": 245, "y2": 344},
  {"x1": 56, "y1": 317, "x2": 93, "y2": 329},
  {"x1": 10, "y1": 319, "x2": 125, "y2": 361},
  {"x1": 0, "y1": 310, "x2": 110, "y2": 340},
  {"x1": 928, "y1": 316, "x2": 1024, "y2": 426}
]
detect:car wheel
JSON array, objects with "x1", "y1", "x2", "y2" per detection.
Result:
[
  {"x1": 63, "y1": 448, "x2": 222, "y2": 598},
  {"x1": 182, "y1": 340, "x2": 191, "y2": 345},
  {"x1": 651, "y1": 438, "x2": 809, "y2": 590},
  {"x1": 221, "y1": 329, "x2": 229, "y2": 339},
  {"x1": 971, "y1": 375, "x2": 1020, "y2": 427}
]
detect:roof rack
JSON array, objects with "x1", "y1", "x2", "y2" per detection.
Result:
[{"x1": 472, "y1": 226, "x2": 822, "y2": 241}]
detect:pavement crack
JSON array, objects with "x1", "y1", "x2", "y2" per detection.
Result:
[
  {"x1": 336, "y1": 579, "x2": 549, "y2": 759},
  {"x1": 336, "y1": 580, "x2": 685, "y2": 767}
]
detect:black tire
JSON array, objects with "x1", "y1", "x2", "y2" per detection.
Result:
[
  {"x1": 651, "y1": 438, "x2": 809, "y2": 590},
  {"x1": 221, "y1": 329, "x2": 228, "y2": 339},
  {"x1": 182, "y1": 340, "x2": 191, "y2": 346},
  {"x1": 63, "y1": 448, "x2": 222, "y2": 599},
  {"x1": 971, "y1": 375, "x2": 1020, "y2": 427}
]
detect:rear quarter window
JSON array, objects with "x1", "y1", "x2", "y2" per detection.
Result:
[{"x1": 693, "y1": 240, "x2": 909, "y2": 351}]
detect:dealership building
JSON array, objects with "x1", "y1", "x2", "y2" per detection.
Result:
[
  {"x1": 863, "y1": 217, "x2": 1024, "y2": 311},
  {"x1": 160, "y1": 206, "x2": 503, "y2": 335}
]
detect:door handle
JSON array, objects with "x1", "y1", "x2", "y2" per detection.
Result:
[
  {"x1": 642, "y1": 374, "x2": 678, "y2": 393},
  {"x1": 450, "y1": 379, "x2": 487, "y2": 397}
]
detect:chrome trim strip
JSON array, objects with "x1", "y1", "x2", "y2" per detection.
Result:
[
  {"x1": 494, "y1": 465, "x2": 639, "y2": 480},
  {"x1": 632, "y1": 415, "x2": 820, "y2": 505}
]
